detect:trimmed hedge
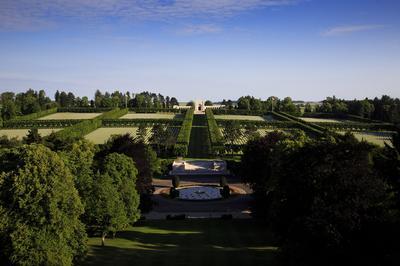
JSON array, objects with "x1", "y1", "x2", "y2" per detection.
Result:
[
  {"x1": 57, "y1": 107, "x2": 113, "y2": 113},
  {"x1": 302, "y1": 112, "x2": 384, "y2": 124},
  {"x1": 53, "y1": 108, "x2": 127, "y2": 140},
  {"x1": 205, "y1": 109, "x2": 225, "y2": 155},
  {"x1": 102, "y1": 119, "x2": 181, "y2": 127},
  {"x1": 12, "y1": 108, "x2": 57, "y2": 121},
  {"x1": 174, "y1": 108, "x2": 194, "y2": 156},
  {"x1": 2, "y1": 119, "x2": 81, "y2": 129},
  {"x1": 275, "y1": 111, "x2": 325, "y2": 137},
  {"x1": 212, "y1": 108, "x2": 265, "y2": 116},
  {"x1": 129, "y1": 107, "x2": 183, "y2": 113},
  {"x1": 314, "y1": 122, "x2": 396, "y2": 131},
  {"x1": 100, "y1": 108, "x2": 128, "y2": 119}
]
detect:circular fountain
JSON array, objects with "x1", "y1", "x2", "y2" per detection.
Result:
[{"x1": 177, "y1": 186, "x2": 222, "y2": 201}]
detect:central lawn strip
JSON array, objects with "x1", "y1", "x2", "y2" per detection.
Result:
[
  {"x1": 187, "y1": 114, "x2": 212, "y2": 158},
  {"x1": 81, "y1": 220, "x2": 279, "y2": 266}
]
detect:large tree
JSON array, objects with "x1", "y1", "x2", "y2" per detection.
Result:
[
  {"x1": 0, "y1": 144, "x2": 87, "y2": 265},
  {"x1": 101, "y1": 153, "x2": 140, "y2": 224},
  {"x1": 269, "y1": 136, "x2": 396, "y2": 266},
  {"x1": 98, "y1": 134, "x2": 159, "y2": 212}
]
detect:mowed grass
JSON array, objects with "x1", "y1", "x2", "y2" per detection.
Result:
[
  {"x1": 214, "y1": 115, "x2": 275, "y2": 121},
  {"x1": 221, "y1": 128, "x2": 289, "y2": 145},
  {"x1": 38, "y1": 112, "x2": 102, "y2": 120},
  {"x1": 0, "y1": 128, "x2": 61, "y2": 139},
  {"x1": 337, "y1": 131, "x2": 394, "y2": 147},
  {"x1": 300, "y1": 117, "x2": 351, "y2": 123},
  {"x1": 80, "y1": 220, "x2": 279, "y2": 266},
  {"x1": 85, "y1": 127, "x2": 151, "y2": 144},
  {"x1": 120, "y1": 113, "x2": 182, "y2": 120}
]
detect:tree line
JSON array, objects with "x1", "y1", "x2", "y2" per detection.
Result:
[
  {"x1": 222, "y1": 96, "x2": 300, "y2": 115},
  {"x1": 310, "y1": 95, "x2": 400, "y2": 123},
  {"x1": 239, "y1": 130, "x2": 400, "y2": 266},
  {"x1": 0, "y1": 89, "x2": 56, "y2": 121},
  {"x1": 219, "y1": 95, "x2": 400, "y2": 124},
  {"x1": 0, "y1": 89, "x2": 179, "y2": 124},
  {"x1": 55, "y1": 90, "x2": 179, "y2": 109},
  {"x1": 0, "y1": 131, "x2": 161, "y2": 265}
]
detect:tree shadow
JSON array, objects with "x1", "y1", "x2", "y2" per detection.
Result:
[{"x1": 80, "y1": 219, "x2": 279, "y2": 266}]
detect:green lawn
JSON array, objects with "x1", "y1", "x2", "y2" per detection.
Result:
[
  {"x1": 81, "y1": 220, "x2": 279, "y2": 266},
  {"x1": 188, "y1": 114, "x2": 212, "y2": 158}
]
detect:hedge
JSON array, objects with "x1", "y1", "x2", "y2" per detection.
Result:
[
  {"x1": 53, "y1": 108, "x2": 127, "y2": 140},
  {"x1": 205, "y1": 109, "x2": 225, "y2": 155},
  {"x1": 174, "y1": 108, "x2": 194, "y2": 156},
  {"x1": 100, "y1": 108, "x2": 128, "y2": 119},
  {"x1": 314, "y1": 122, "x2": 396, "y2": 132},
  {"x1": 57, "y1": 107, "x2": 114, "y2": 113},
  {"x1": 275, "y1": 111, "x2": 325, "y2": 137},
  {"x1": 2, "y1": 119, "x2": 82, "y2": 129},
  {"x1": 216, "y1": 119, "x2": 298, "y2": 128},
  {"x1": 302, "y1": 112, "x2": 384, "y2": 124},
  {"x1": 12, "y1": 107, "x2": 58, "y2": 121},
  {"x1": 102, "y1": 119, "x2": 181, "y2": 127},
  {"x1": 211, "y1": 108, "x2": 265, "y2": 116},
  {"x1": 129, "y1": 107, "x2": 184, "y2": 113}
]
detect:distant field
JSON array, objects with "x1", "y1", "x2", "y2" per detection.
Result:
[
  {"x1": 38, "y1": 112, "x2": 102, "y2": 120},
  {"x1": 85, "y1": 126, "x2": 180, "y2": 144},
  {"x1": 81, "y1": 220, "x2": 278, "y2": 266},
  {"x1": 300, "y1": 117, "x2": 350, "y2": 123},
  {"x1": 120, "y1": 113, "x2": 181, "y2": 120},
  {"x1": 337, "y1": 131, "x2": 393, "y2": 147},
  {"x1": 0, "y1": 128, "x2": 61, "y2": 139},
  {"x1": 221, "y1": 128, "x2": 279, "y2": 145},
  {"x1": 214, "y1": 115, "x2": 275, "y2": 121},
  {"x1": 85, "y1": 127, "x2": 149, "y2": 144}
]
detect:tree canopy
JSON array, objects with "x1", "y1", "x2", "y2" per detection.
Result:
[{"x1": 0, "y1": 144, "x2": 87, "y2": 265}]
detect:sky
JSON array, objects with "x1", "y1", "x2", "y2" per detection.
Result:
[{"x1": 0, "y1": 0, "x2": 399, "y2": 102}]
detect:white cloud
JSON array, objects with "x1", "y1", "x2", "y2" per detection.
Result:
[
  {"x1": 176, "y1": 24, "x2": 222, "y2": 35},
  {"x1": 322, "y1": 24, "x2": 385, "y2": 36},
  {"x1": 0, "y1": 0, "x2": 298, "y2": 31}
]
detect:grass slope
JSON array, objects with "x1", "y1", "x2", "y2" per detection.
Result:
[{"x1": 81, "y1": 220, "x2": 279, "y2": 266}]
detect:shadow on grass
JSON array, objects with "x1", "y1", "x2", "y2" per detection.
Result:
[{"x1": 80, "y1": 219, "x2": 279, "y2": 266}]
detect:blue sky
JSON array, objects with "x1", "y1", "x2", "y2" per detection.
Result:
[{"x1": 0, "y1": 0, "x2": 399, "y2": 101}]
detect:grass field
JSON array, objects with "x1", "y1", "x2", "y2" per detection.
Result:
[
  {"x1": 337, "y1": 131, "x2": 393, "y2": 147},
  {"x1": 85, "y1": 127, "x2": 150, "y2": 144},
  {"x1": 300, "y1": 117, "x2": 351, "y2": 123},
  {"x1": 85, "y1": 127, "x2": 180, "y2": 144},
  {"x1": 120, "y1": 113, "x2": 182, "y2": 120},
  {"x1": 221, "y1": 128, "x2": 286, "y2": 145},
  {"x1": 0, "y1": 128, "x2": 61, "y2": 139},
  {"x1": 81, "y1": 220, "x2": 279, "y2": 266},
  {"x1": 38, "y1": 112, "x2": 102, "y2": 120},
  {"x1": 214, "y1": 115, "x2": 275, "y2": 121}
]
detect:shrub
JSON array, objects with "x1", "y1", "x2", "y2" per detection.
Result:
[
  {"x1": 219, "y1": 176, "x2": 228, "y2": 187},
  {"x1": 169, "y1": 187, "x2": 180, "y2": 198},
  {"x1": 220, "y1": 185, "x2": 230, "y2": 198},
  {"x1": 172, "y1": 176, "x2": 180, "y2": 188},
  {"x1": 158, "y1": 159, "x2": 174, "y2": 175}
]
